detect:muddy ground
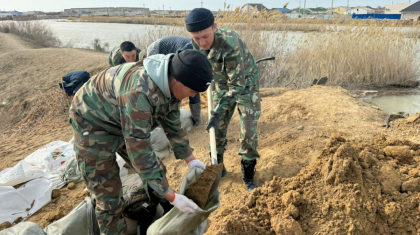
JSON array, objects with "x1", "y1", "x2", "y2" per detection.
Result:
[{"x1": 0, "y1": 32, "x2": 419, "y2": 234}]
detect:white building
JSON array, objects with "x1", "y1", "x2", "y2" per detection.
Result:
[
  {"x1": 0, "y1": 12, "x2": 12, "y2": 18},
  {"x1": 63, "y1": 7, "x2": 149, "y2": 17},
  {"x1": 241, "y1": 3, "x2": 267, "y2": 13},
  {"x1": 346, "y1": 7, "x2": 375, "y2": 14},
  {"x1": 401, "y1": 1, "x2": 420, "y2": 21},
  {"x1": 385, "y1": 3, "x2": 412, "y2": 14}
]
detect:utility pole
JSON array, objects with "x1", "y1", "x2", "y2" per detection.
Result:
[
  {"x1": 331, "y1": 0, "x2": 334, "y2": 16},
  {"x1": 303, "y1": 0, "x2": 307, "y2": 16},
  {"x1": 299, "y1": 0, "x2": 301, "y2": 14},
  {"x1": 347, "y1": 0, "x2": 349, "y2": 14}
]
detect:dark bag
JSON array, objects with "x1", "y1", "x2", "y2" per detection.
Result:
[{"x1": 59, "y1": 71, "x2": 90, "y2": 96}]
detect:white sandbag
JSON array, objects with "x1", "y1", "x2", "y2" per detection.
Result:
[
  {"x1": 46, "y1": 157, "x2": 83, "y2": 189},
  {"x1": 180, "y1": 109, "x2": 193, "y2": 132},
  {"x1": 43, "y1": 197, "x2": 100, "y2": 235},
  {"x1": 0, "y1": 161, "x2": 44, "y2": 187},
  {"x1": 0, "y1": 141, "x2": 75, "y2": 187},
  {"x1": 150, "y1": 127, "x2": 171, "y2": 160},
  {"x1": 0, "y1": 179, "x2": 52, "y2": 224},
  {"x1": 0, "y1": 222, "x2": 46, "y2": 235},
  {"x1": 24, "y1": 141, "x2": 75, "y2": 174}
]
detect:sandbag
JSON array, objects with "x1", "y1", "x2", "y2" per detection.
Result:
[
  {"x1": 150, "y1": 127, "x2": 171, "y2": 160},
  {"x1": 0, "y1": 222, "x2": 45, "y2": 235},
  {"x1": 43, "y1": 197, "x2": 99, "y2": 235},
  {"x1": 147, "y1": 167, "x2": 220, "y2": 235},
  {"x1": 180, "y1": 109, "x2": 194, "y2": 133}
]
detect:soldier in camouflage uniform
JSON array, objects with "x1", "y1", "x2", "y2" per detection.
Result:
[
  {"x1": 186, "y1": 8, "x2": 261, "y2": 192},
  {"x1": 108, "y1": 41, "x2": 147, "y2": 67},
  {"x1": 70, "y1": 50, "x2": 212, "y2": 234}
]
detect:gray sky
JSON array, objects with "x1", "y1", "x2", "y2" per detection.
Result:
[{"x1": 0, "y1": 0, "x2": 400, "y2": 12}]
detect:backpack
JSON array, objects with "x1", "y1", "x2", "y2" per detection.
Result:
[{"x1": 59, "y1": 71, "x2": 90, "y2": 96}]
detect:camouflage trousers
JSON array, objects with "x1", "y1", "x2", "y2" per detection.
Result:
[
  {"x1": 70, "y1": 113, "x2": 142, "y2": 235},
  {"x1": 212, "y1": 91, "x2": 261, "y2": 161}
]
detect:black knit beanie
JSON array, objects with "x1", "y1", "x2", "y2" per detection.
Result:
[
  {"x1": 185, "y1": 8, "x2": 215, "y2": 32},
  {"x1": 168, "y1": 50, "x2": 213, "y2": 92}
]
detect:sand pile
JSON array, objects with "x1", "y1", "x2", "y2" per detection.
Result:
[
  {"x1": 205, "y1": 134, "x2": 420, "y2": 235},
  {"x1": 389, "y1": 113, "x2": 420, "y2": 142}
]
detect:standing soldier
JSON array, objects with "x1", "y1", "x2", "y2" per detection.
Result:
[
  {"x1": 108, "y1": 41, "x2": 147, "y2": 67},
  {"x1": 185, "y1": 8, "x2": 261, "y2": 192},
  {"x1": 147, "y1": 36, "x2": 203, "y2": 126},
  {"x1": 70, "y1": 50, "x2": 212, "y2": 234}
]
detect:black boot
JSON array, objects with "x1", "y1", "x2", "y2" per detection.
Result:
[
  {"x1": 210, "y1": 153, "x2": 227, "y2": 177},
  {"x1": 241, "y1": 159, "x2": 258, "y2": 192}
]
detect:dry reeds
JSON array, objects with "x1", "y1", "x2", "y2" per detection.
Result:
[
  {"x1": 0, "y1": 21, "x2": 61, "y2": 47},
  {"x1": 284, "y1": 24, "x2": 419, "y2": 88}
]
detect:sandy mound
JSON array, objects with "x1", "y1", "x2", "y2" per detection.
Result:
[{"x1": 205, "y1": 135, "x2": 420, "y2": 235}]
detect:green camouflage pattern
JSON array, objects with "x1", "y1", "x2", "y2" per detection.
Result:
[
  {"x1": 69, "y1": 62, "x2": 192, "y2": 234},
  {"x1": 192, "y1": 27, "x2": 261, "y2": 160},
  {"x1": 108, "y1": 46, "x2": 142, "y2": 67}
]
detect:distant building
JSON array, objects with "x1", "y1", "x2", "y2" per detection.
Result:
[
  {"x1": 347, "y1": 7, "x2": 375, "y2": 14},
  {"x1": 10, "y1": 11, "x2": 24, "y2": 16},
  {"x1": 374, "y1": 7, "x2": 386, "y2": 14},
  {"x1": 241, "y1": 3, "x2": 267, "y2": 13},
  {"x1": 333, "y1": 7, "x2": 347, "y2": 15},
  {"x1": 22, "y1": 11, "x2": 47, "y2": 17},
  {"x1": 308, "y1": 7, "x2": 328, "y2": 14},
  {"x1": 0, "y1": 12, "x2": 12, "y2": 18},
  {"x1": 292, "y1": 8, "x2": 313, "y2": 14},
  {"x1": 401, "y1": 1, "x2": 420, "y2": 21},
  {"x1": 62, "y1": 7, "x2": 149, "y2": 17},
  {"x1": 271, "y1": 8, "x2": 291, "y2": 14},
  {"x1": 385, "y1": 3, "x2": 412, "y2": 14}
]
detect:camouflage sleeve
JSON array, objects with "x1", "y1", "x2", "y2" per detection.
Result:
[
  {"x1": 214, "y1": 42, "x2": 246, "y2": 115},
  {"x1": 121, "y1": 91, "x2": 170, "y2": 196},
  {"x1": 108, "y1": 50, "x2": 114, "y2": 66},
  {"x1": 159, "y1": 106, "x2": 193, "y2": 160}
]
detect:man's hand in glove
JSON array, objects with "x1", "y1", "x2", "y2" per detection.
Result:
[
  {"x1": 184, "y1": 155, "x2": 206, "y2": 169},
  {"x1": 206, "y1": 111, "x2": 220, "y2": 132},
  {"x1": 165, "y1": 190, "x2": 198, "y2": 213}
]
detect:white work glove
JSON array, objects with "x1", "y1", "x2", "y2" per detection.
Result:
[
  {"x1": 170, "y1": 193, "x2": 198, "y2": 213},
  {"x1": 187, "y1": 159, "x2": 206, "y2": 170}
]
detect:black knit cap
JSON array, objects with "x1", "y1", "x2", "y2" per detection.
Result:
[
  {"x1": 169, "y1": 50, "x2": 213, "y2": 92},
  {"x1": 185, "y1": 8, "x2": 215, "y2": 32}
]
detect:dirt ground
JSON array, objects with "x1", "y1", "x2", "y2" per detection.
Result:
[{"x1": 1, "y1": 32, "x2": 419, "y2": 234}]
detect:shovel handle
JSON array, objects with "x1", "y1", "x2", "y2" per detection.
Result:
[
  {"x1": 256, "y1": 56, "x2": 275, "y2": 64},
  {"x1": 207, "y1": 82, "x2": 218, "y2": 165}
]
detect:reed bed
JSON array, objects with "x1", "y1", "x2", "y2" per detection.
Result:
[{"x1": 0, "y1": 21, "x2": 61, "y2": 47}]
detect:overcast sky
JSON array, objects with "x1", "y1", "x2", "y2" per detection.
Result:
[{"x1": 0, "y1": 0, "x2": 405, "y2": 12}]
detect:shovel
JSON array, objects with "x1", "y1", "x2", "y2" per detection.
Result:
[{"x1": 207, "y1": 81, "x2": 218, "y2": 165}]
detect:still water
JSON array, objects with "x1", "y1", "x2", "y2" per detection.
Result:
[
  {"x1": 44, "y1": 20, "x2": 305, "y2": 52},
  {"x1": 371, "y1": 95, "x2": 420, "y2": 116},
  {"x1": 46, "y1": 20, "x2": 180, "y2": 49}
]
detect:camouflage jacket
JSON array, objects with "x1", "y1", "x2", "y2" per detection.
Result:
[
  {"x1": 108, "y1": 46, "x2": 142, "y2": 67},
  {"x1": 192, "y1": 27, "x2": 259, "y2": 115},
  {"x1": 70, "y1": 58, "x2": 192, "y2": 196}
]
